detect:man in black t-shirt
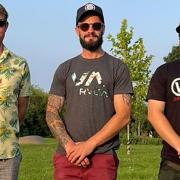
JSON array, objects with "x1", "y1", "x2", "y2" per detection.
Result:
[
  {"x1": 46, "y1": 3, "x2": 133, "y2": 180},
  {"x1": 147, "y1": 59, "x2": 180, "y2": 179}
]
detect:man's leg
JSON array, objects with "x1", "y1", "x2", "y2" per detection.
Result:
[
  {"x1": 0, "y1": 154, "x2": 22, "y2": 180},
  {"x1": 54, "y1": 153, "x2": 82, "y2": 180},
  {"x1": 83, "y1": 154, "x2": 119, "y2": 180},
  {"x1": 158, "y1": 159, "x2": 180, "y2": 180}
]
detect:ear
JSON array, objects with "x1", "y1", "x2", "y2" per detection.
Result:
[
  {"x1": 75, "y1": 26, "x2": 80, "y2": 37},
  {"x1": 102, "y1": 25, "x2": 105, "y2": 35},
  {"x1": 5, "y1": 22, "x2": 9, "y2": 31}
]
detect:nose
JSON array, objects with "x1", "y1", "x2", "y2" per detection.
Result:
[{"x1": 87, "y1": 25, "x2": 94, "y2": 32}]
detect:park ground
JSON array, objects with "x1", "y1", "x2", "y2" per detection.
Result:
[{"x1": 19, "y1": 138, "x2": 161, "y2": 180}]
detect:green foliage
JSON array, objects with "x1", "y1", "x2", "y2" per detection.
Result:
[
  {"x1": 163, "y1": 45, "x2": 180, "y2": 63},
  {"x1": 20, "y1": 86, "x2": 50, "y2": 137},
  {"x1": 108, "y1": 19, "x2": 153, "y2": 136}
]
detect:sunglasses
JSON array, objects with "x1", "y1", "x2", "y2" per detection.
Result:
[
  {"x1": 78, "y1": 22, "x2": 104, "y2": 32},
  {"x1": 0, "y1": 20, "x2": 6, "y2": 27}
]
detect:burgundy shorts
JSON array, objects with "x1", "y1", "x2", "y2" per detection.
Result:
[{"x1": 53, "y1": 153, "x2": 119, "y2": 180}]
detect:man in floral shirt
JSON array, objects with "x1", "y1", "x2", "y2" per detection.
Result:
[{"x1": 0, "y1": 4, "x2": 31, "y2": 180}]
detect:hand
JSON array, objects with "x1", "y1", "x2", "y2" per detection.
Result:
[
  {"x1": 64, "y1": 141, "x2": 76, "y2": 155},
  {"x1": 65, "y1": 141, "x2": 90, "y2": 168},
  {"x1": 77, "y1": 157, "x2": 90, "y2": 168},
  {"x1": 66, "y1": 140, "x2": 95, "y2": 166},
  {"x1": 174, "y1": 140, "x2": 180, "y2": 158},
  {"x1": 176, "y1": 148, "x2": 180, "y2": 158}
]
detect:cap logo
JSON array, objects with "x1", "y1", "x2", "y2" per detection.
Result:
[{"x1": 85, "y1": 3, "x2": 95, "y2": 11}]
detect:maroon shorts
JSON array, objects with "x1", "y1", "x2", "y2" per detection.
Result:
[{"x1": 53, "y1": 153, "x2": 119, "y2": 180}]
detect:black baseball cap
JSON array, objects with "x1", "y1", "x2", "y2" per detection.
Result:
[
  {"x1": 76, "y1": 3, "x2": 104, "y2": 25},
  {"x1": 176, "y1": 24, "x2": 180, "y2": 33}
]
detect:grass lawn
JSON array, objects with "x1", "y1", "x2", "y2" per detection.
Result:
[
  {"x1": 117, "y1": 144, "x2": 161, "y2": 180},
  {"x1": 19, "y1": 138, "x2": 161, "y2": 180}
]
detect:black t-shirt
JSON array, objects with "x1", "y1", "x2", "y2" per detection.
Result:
[
  {"x1": 50, "y1": 52, "x2": 133, "y2": 154},
  {"x1": 147, "y1": 59, "x2": 180, "y2": 164}
]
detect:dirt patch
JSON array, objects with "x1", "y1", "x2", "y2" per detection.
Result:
[{"x1": 19, "y1": 135, "x2": 44, "y2": 144}]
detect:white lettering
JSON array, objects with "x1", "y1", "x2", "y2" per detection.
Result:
[{"x1": 79, "y1": 88, "x2": 86, "y2": 95}]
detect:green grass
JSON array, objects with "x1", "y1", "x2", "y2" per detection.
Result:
[
  {"x1": 117, "y1": 144, "x2": 161, "y2": 180},
  {"x1": 19, "y1": 138, "x2": 161, "y2": 180},
  {"x1": 19, "y1": 138, "x2": 56, "y2": 180}
]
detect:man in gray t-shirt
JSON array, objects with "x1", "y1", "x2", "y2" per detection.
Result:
[{"x1": 46, "y1": 3, "x2": 133, "y2": 180}]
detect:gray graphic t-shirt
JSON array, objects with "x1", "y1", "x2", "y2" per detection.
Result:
[{"x1": 50, "y1": 53, "x2": 133, "y2": 154}]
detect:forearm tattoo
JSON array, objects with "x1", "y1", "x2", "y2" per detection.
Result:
[
  {"x1": 46, "y1": 95, "x2": 72, "y2": 147},
  {"x1": 122, "y1": 94, "x2": 131, "y2": 107}
]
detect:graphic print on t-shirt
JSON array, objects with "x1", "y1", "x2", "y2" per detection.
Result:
[
  {"x1": 171, "y1": 77, "x2": 180, "y2": 102},
  {"x1": 171, "y1": 78, "x2": 180, "y2": 96},
  {"x1": 71, "y1": 71, "x2": 108, "y2": 98}
]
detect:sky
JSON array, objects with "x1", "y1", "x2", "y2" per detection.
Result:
[{"x1": 0, "y1": 1, "x2": 180, "y2": 92}]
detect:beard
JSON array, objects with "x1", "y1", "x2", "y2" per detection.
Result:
[{"x1": 79, "y1": 33, "x2": 103, "y2": 51}]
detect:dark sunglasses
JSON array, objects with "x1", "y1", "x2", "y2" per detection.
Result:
[
  {"x1": 78, "y1": 22, "x2": 104, "y2": 32},
  {"x1": 0, "y1": 20, "x2": 7, "y2": 27}
]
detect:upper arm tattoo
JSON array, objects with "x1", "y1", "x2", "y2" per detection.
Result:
[
  {"x1": 122, "y1": 94, "x2": 132, "y2": 107},
  {"x1": 46, "y1": 94, "x2": 72, "y2": 147}
]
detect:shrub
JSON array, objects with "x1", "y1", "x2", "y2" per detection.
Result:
[{"x1": 120, "y1": 136, "x2": 161, "y2": 145}]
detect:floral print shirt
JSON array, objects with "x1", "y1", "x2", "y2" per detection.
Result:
[{"x1": 0, "y1": 47, "x2": 31, "y2": 159}]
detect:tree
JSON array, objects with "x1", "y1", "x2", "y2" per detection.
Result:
[
  {"x1": 108, "y1": 19, "x2": 153, "y2": 138},
  {"x1": 20, "y1": 86, "x2": 50, "y2": 137},
  {"x1": 163, "y1": 45, "x2": 180, "y2": 63}
]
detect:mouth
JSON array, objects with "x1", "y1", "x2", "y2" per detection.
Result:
[
  {"x1": 85, "y1": 37, "x2": 97, "y2": 43},
  {"x1": 84, "y1": 34, "x2": 98, "y2": 40},
  {"x1": 84, "y1": 33, "x2": 98, "y2": 38}
]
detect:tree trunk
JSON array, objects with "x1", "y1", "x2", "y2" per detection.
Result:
[
  {"x1": 127, "y1": 123, "x2": 130, "y2": 155},
  {"x1": 137, "y1": 120, "x2": 141, "y2": 136}
]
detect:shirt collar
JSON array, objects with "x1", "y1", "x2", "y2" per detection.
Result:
[{"x1": 0, "y1": 46, "x2": 10, "y2": 63}]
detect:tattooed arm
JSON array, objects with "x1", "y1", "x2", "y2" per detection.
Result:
[
  {"x1": 46, "y1": 94, "x2": 73, "y2": 148},
  {"x1": 67, "y1": 94, "x2": 132, "y2": 165},
  {"x1": 46, "y1": 94, "x2": 90, "y2": 167}
]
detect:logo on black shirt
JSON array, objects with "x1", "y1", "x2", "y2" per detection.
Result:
[{"x1": 171, "y1": 78, "x2": 180, "y2": 96}]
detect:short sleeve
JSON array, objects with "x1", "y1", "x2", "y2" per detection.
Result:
[
  {"x1": 114, "y1": 62, "x2": 133, "y2": 95},
  {"x1": 49, "y1": 64, "x2": 66, "y2": 97},
  {"x1": 147, "y1": 65, "x2": 167, "y2": 101},
  {"x1": 19, "y1": 61, "x2": 31, "y2": 97}
]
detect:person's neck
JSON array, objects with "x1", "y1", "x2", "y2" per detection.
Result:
[
  {"x1": 81, "y1": 48, "x2": 105, "y2": 60},
  {"x1": 0, "y1": 44, "x2": 4, "y2": 56}
]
